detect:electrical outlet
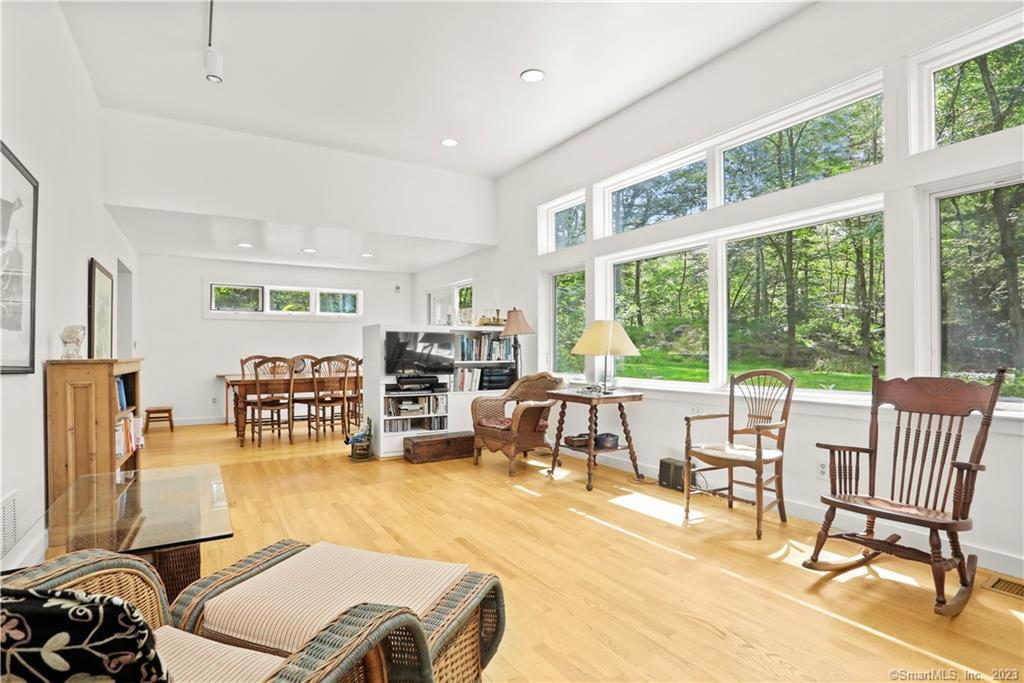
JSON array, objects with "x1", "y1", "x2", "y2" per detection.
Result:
[
  {"x1": 816, "y1": 460, "x2": 828, "y2": 481},
  {"x1": 211, "y1": 396, "x2": 217, "y2": 405}
]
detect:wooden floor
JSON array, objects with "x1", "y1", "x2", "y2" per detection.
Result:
[{"x1": 144, "y1": 424, "x2": 1023, "y2": 682}]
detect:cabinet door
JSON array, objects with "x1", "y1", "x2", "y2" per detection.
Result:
[{"x1": 47, "y1": 366, "x2": 109, "y2": 505}]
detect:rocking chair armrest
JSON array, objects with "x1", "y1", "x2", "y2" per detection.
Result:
[
  {"x1": 684, "y1": 413, "x2": 729, "y2": 424},
  {"x1": 951, "y1": 461, "x2": 986, "y2": 472}
]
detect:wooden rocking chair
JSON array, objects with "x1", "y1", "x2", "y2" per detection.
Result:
[{"x1": 803, "y1": 366, "x2": 1006, "y2": 616}]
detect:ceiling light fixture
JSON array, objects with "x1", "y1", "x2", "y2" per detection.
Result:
[
  {"x1": 360, "y1": 252, "x2": 374, "y2": 258},
  {"x1": 237, "y1": 242, "x2": 253, "y2": 248},
  {"x1": 440, "y1": 138, "x2": 459, "y2": 147},
  {"x1": 519, "y1": 68, "x2": 545, "y2": 83},
  {"x1": 204, "y1": 0, "x2": 223, "y2": 84},
  {"x1": 301, "y1": 248, "x2": 318, "y2": 254}
]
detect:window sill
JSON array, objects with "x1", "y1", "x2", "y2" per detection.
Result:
[{"x1": 203, "y1": 310, "x2": 363, "y2": 323}]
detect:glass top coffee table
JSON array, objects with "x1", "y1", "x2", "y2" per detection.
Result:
[{"x1": 1, "y1": 464, "x2": 233, "y2": 598}]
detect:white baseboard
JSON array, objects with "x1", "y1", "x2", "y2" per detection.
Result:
[
  {"x1": 558, "y1": 450, "x2": 1024, "y2": 577},
  {"x1": 175, "y1": 416, "x2": 230, "y2": 426}
]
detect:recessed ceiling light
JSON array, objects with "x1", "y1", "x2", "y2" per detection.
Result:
[
  {"x1": 440, "y1": 138, "x2": 459, "y2": 147},
  {"x1": 300, "y1": 248, "x2": 318, "y2": 254},
  {"x1": 520, "y1": 68, "x2": 545, "y2": 83},
  {"x1": 237, "y1": 242, "x2": 253, "y2": 248},
  {"x1": 360, "y1": 252, "x2": 374, "y2": 258}
]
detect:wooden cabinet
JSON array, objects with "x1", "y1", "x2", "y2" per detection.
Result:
[{"x1": 45, "y1": 358, "x2": 143, "y2": 506}]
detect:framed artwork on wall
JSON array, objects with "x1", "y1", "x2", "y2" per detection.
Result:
[
  {"x1": 1, "y1": 142, "x2": 39, "y2": 374},
  {"x1": 88, "y1": 258, "x2": 114, "y2": 359}
]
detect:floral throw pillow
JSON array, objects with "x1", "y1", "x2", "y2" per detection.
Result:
[{"x1": 0, "y1": 586, "x2": 167, "y2": 682}]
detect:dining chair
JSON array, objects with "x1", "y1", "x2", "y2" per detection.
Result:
[
  {"x1": 239, "y1": 355, "x2": 268, "y2": 445},
  {"x1": 290, "y1": 354, "x2": 320, "y2": 436},
  {"x1": 340, "y1": 354, "x2": 363, "y2": 431},
  {"x1": 684, "y1": 369, "x2": 796, "y2": 539},
  {"x1": 310, "y1": 355, "x2": 350, "y2": 441},
  {"x1": 252, "y1": 357, "x2": 295, "y2": 446}
]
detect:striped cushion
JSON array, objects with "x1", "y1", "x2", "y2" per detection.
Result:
[
  {"x1": 155, "y1": 626, "x2": 284, "y2": 682},
  {"x1": 201, "y1": 542, "x2": 469, "y2": 655}
]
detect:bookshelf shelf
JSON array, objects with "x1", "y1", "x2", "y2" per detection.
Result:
[{"x1": 383, "y1": 413, "x2": 448, "y2": 420}]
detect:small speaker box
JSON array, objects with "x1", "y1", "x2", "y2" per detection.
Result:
[{"x1": 658, "y1": 458, "x2": 686, "y2": 491}]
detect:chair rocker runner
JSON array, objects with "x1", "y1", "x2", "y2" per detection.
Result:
[
  {"x1": 684, "y1": 369, "x2": 795, "y2": 540},
  {"x1": 803, "y1": 367, "x2": 1006, "y2": 616}
]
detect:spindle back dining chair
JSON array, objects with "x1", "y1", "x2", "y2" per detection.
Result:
[
  {"x1": 239, "y1": 355, "x2": 269, "y2": 445},
  {"x1": 339, "y1": 354, "x2": 363, "y2": 431},
  {"x1": 252, "y1": 357, "x2": 295, "y2": 447},
  {"x1": 310, "y1": 355, "x2": 351, "y2": 440},
  {"x1": 289, "y1": 354, "x2": 321, "y2": 437},
  {"x1": 684, "y1": 369, "x2": 795, "y2": 539},
  {"x1": 803, "y1": 366, "x2": 1006, "y2": 616}
]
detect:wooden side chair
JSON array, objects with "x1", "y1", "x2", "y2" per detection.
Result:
[
  {"x1": 342, "y1": 355, "x2": 364, "y2": 430},
  {"x1": 803, "y1": 367, "x2": 1006, "y2": 616},
  {"x1": 290, "y1": 354, "x2": 320, "y2": 434},
  {"x1": 239, "y1": 354, "x2": 268, "y2": 446},
  {"x1": 309, "y1": 355, "x2": 350, "y2": 441},
  {"x1": 472, "y1": 371, "x2": 566, "y2": 476},
  {"x1": 252, "y1": 357, "x2": 295, "y2": 446},
  {"x1": 684, "y1": 369, "x2": 795, "y2": 539}
]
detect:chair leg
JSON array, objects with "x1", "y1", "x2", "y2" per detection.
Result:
[
  {"x1": 775, "y1": 460, "x2": 786, "y2": 523},
  {"x1": 755, "y1": 464, "x2": 764, "y2": 540},
  {"x1": 727, "y1": 467, "x2": 734, "y2": 509},
  {"x1": 948, "y1": 530, "x2": 967, "y2": 586},
  {"x1": 473, "y1": 446, "x2": 481, "y2": 466},
  {"x1": 929, "y1": 529, "x2": 947, "y2": 609},
  {"x1": 683, "y1": 452, "x2": 692, "y2": 519},
  {"x1": 287, "y1": 409, "x2": 293, "y2": 444},
  {"x1": 803, "y1": 506, "x2": 836, "y2": 567}
]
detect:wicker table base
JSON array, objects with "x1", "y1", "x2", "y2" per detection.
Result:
[{"x1": 144, "y1": 544, "x2": 201, "y2": 600}]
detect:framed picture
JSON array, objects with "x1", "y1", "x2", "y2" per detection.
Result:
[
  {"x1": 1, "y1": 143, "x2": 39, "y2": 374},
  {"x1": 88, "y1": 258, "x2": 114, "y2": 359}
]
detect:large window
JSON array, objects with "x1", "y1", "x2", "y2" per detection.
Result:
[
  {"x1": 211, "y1": 284, "x2": 262, "y2": 312},
  {"x1": 554, "y1": 202, "x2": 586, "y2": 250},
  {"x1": 553, "y1": 271, "x2": 585, "y2": 374},
  {"x1": 940, "y1": 183, "x2": 1023, "y2": 399},
  {"x1": 613, "y1": 248, "x2": 709, "y2": 381},
  {"x1": 611, "y1": 160, "x2": 707, "y2": 234},
  {"x1": 723, "y1": 95, "x2": 883, "y2": 203},
  {"x1": 935, "y1": 39, "x2": 1024, "y2": 147},
  {"x1": 727, "y1": 212, "x2": 884, "y2": 391}
]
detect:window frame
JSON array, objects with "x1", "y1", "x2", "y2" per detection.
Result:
[
  {"x1": 550, "y1": 268, "x2": 587, "y2": 380},
  {"x1": 908, "y1": 9, "x2": 1023, "y2": 154},
  {"x1": 209, "y1": 283, "x2": 264, "y2": 313},
  {"x1": 316, "y1": 288, "x2": 363, "y2": 317},
  {"x1": 593, "y1": 148, "x2": 707, "y2": 240},
  {"x1": 921, "y1": 168, "x2": 1024, "y2": 385},
  {"x1": 537, "y1": 189, "x2": 587, "y2": 254},
  {"x1": 427, "y1": 279, "x2": 473, "y2": 326}
]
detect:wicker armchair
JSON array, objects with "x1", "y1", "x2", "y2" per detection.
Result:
[
  {"x1": 472, "y1": 371, "x2": 566, "y2": 475},
  {"x1": 1, "y1": 541, "x2": 458, "y2": 683}
]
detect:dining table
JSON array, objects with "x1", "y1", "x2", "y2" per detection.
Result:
[{"x1": 220, "y1": 372, "x2": 362, "y2": 443}]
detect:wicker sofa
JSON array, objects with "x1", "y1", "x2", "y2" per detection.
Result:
[{"x1": 2, "y1": 539, "x2": 505, "y2": 682}]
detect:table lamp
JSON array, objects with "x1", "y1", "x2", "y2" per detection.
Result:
[
  {"x1": 500, "y1": 308, "x2": 535, "y2": 380},
  {"x1": 571, "y1": 320, "x2": 639, "y2": 394}
]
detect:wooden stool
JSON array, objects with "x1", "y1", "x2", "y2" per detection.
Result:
[{"x1": 145, "y1": 406, "x2": 174, "y2": 433}]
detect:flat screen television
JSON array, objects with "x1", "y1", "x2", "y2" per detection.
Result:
[{"x1": 384, "y1": 331, "x2": 455, "y2": 375}]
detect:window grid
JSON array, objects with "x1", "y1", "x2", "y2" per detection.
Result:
[{"x1": 209, "y1": 284, "x2": 362, "y2": 317}]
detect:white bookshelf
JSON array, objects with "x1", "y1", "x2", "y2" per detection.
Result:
[{"x1": 363, "y1": 324, "x2": 508, "y2": 458}]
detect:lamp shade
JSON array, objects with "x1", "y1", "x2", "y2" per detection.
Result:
[
  {"x1": 500, "y1": 308, "x2": 535, "y2": 337},
  {"x1": 571, "y1": 320, "x2": 640, "y2": 357}
]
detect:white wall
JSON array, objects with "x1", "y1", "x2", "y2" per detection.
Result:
[
  {"x1": 101, "y1": 110, "x2": 498, "y2": 246},
  {"x1": 413, "y1": 2, "x2": 1024, "y2": 574},
  {"x1": 1, "y1": 3, "x2": 139, "y2": 561},
  {"x1": 137, "y1": 254, "x2": 413, "y2": 423}
]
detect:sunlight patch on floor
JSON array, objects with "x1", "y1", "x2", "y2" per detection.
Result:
[
  {"x1": 513, "y1": 484, "x2": 541, "y2": 497},
  {"x1": 568, "y1": 507, "x2": 695, "y2": 560},
  {"x1": 1011, "y1": 609, "x2": 1024, "y2": 625},
  {"x1": 527, "y1": 459, "x2": 571, "y2": 481},
  {"x1": 718, "y1": 567, "x2": 983, "y2": 679},
  {"x1": 608, "y1": 488, "x2": 691, "y2": 527},
  {"x1": 767, "y1": 539, "x2": 919, "y2": 586}
]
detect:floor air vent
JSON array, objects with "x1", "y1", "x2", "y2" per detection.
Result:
[
  {"x1": 983, "y1": 576, "x2": 1024, "y2": 600},
  {"x1": 1, "y1": 491, "x2": 16, "y2": 557}
]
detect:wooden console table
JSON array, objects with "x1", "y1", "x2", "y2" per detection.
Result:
[{"x1": 546, "y1": 389, "x2": 644, "y2": 491}]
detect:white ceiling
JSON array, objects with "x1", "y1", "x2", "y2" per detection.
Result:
[
  {"x1": 62, "y1": 1, "x2": 807, "y2": 178},
  {"x1": 106, "y1": 205, "x2": 489, "y2": 272}
]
